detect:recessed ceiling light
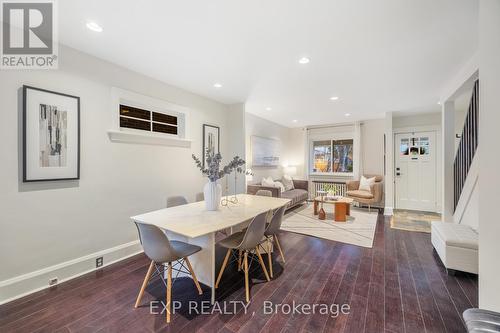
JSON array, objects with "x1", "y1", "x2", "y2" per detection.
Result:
[
  {"x1": 213, "y1": 83, "x2": 222, "y2": 88},
  {"x1": 298, "y1": 57, "x2": 310, "y2": 64},
  {"x1": 266, "y1": 107, "x2": 272, "y2": 111},
  {"x1": 86, "y1": 21, "x2": 103, "y2": 32},
  {"x1": 292, "y1": 119, "x2": 298, "y2": 123},
  {"x1": 330, "y1": 96, "x2": 339, "y2": 101},
  {"x1": 344, "y1": 113, "x2": 351, "y2": 117},
  {"x1": 437, "y1": 101, "x2": 441, "y2": 105}
]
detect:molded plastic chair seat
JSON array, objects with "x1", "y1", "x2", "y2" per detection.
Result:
[
  {"x1": 133, "y1": 221, "x2": 203, "y2": 323},
  {"x1": 169, "y1": 241, "x2": 202, "y2": 261},
  {"x1": 262, "y1": 205, "x2": 287, "y2": 278},
  {"x1": 218, "y1": 231, "x2": 266, "y2": 249},
  {"x1": 167, "y1": 196, "x2": 188, "y2": 208},
  {"x1": 195, "y1": 192, "x2": 204, "y2": 202},
  {"x1": 215, "y1": 211, "x2": 271, "y2": 302}
]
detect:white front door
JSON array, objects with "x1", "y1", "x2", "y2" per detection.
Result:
[{"x1": 395, "y1": 131, "x2": 437, "y2": 212}]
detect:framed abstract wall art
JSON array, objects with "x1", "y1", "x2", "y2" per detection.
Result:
[
  {"x1": 251, "y1": 135, "x2": 280, "y2": 167},
  {"x1": 202, "y1": 124, "x2": 220, "y2": 167},
  {"x1": 23, "y1": 86, "x2": 80, "y2": 182}
]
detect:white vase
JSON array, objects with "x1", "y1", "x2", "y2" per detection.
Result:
[{"x1": 204, "y1": 181, "x2": 222, "y2": 211}]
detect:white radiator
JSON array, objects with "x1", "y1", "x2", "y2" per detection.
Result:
[{"x1": 310, "y1": 180, "x2": 347, "y2": 199}]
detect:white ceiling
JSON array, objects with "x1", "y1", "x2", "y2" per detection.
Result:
[{"x1": 58, "y1": 0, "x2": 478, "y2": 128}]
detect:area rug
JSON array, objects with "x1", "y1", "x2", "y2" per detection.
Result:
[
  {"x1": 281, "y1": 204, "x2": 378, "y2": 248},
  {"x1": 390, "y1": 209, "x2": 441, "y2": 233}
]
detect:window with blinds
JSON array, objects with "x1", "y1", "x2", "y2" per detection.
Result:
[{"x1": 119, "y1": 104, "x2": 178, "y2": 135}]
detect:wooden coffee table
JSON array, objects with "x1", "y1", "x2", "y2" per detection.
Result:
[{"x1": 313, "y1": 196, "x2": 354, "y2": 222}]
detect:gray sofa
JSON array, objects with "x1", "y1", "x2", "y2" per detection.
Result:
[{"x1": 247, "y1": 179, "x2": 309, "y2": 209}]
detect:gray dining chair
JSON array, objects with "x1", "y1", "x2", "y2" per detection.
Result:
[
  {"x1": 134, "y1": 222, "x2": 203, "y2": 323},
  {"x1": 195, "y1": 192, "x2": 204, "y2": 202},
  {"x1": 215, "y1": 211, "x2": 270, "y2": 302},
  {"x1": 167, "y1": 195, "x2": 188, "y2": 208},
  {"x1": 256, "y1": 190, "x2": 273, "y2": 197},
  {"x1": 263, "y1": 205, "x2": 287, "y2": 278}
]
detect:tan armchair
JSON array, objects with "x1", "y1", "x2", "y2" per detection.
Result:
[{"x1": 346, "y1": 174, "x2": 383, "y2": 211}]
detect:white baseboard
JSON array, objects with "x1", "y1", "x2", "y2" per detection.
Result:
[
  {"x1": 384, "y1": 206, "x2": 394, "y2": 216},
  {"x1": 0, "y1": 240, "x2": 143, "y2": 305}
]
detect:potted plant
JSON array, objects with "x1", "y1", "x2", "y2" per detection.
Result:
[
  {"x1": 323, "y1": 184, "x2": 341, "y2": 200},
  {"x1": 192, "y1": 149, "x2": 245, "y2": 211}
]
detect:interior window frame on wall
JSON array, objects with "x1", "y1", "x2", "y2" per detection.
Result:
[
  {"x1": 119, "y1": 104, "x2": 179, "y2": 136},
  {"x1": 309, "y1": 136, "x2": 354, "y2": 177},
  {"x1": 107, "y1": 87, "x2": 191, "y2": 148}
]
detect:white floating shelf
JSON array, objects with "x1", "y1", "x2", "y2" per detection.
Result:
[{"x1": 107, "y1": 130, "x2": 192, "y2": 148}]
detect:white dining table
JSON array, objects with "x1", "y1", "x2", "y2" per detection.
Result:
[{"x1": 131, "y1": 193, "x2": 291, "y2": 304}]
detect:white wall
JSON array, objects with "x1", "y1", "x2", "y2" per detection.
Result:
[
  {"x1": 455, "y1": 178, "x2": 479, "y2": 230},
  {"x1": 227, "y1": 104, "x2": 247, "y2": 194},
  {"x1": 478, "y1": 0, "x2": 500, "y2": 312},
  {"x1": 287, "y1": 128, "x2": 307, "y2": 179},
  {"x1": 393, "y1": 112, "x2": 442, "y2": 128},
  {"x1": 384, "y1": 112, "x2": 394, "y2": 215},
  {"x1": 245, "y1": 113, "x2": 305, "y2": 182},
  {"x1": 0, "y1": 46, "x2": 237, "y2": 303},
  {"x1": 361, "y1": 119, "x2": 385, "y2": 177}
]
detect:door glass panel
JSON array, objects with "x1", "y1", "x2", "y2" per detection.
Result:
[
  {"x1": 419, "y1": 137, "x2": 429, "y2": 155},
  {"x1": 409, "y1": 137, "x2": 419, "y2": 157},
  {"x1": 400, "y1": 138, "x2": 409, "y2": 155}
]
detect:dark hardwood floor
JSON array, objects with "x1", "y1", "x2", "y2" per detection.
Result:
[{"x1": 0, "y1": 213, "x2": 478, "y2": 333}]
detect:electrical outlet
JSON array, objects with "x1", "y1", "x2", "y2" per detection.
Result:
[
  {"x1": 96, "y1": 257, "x2": 103, "y2": 268},
  {"x1": 49, "y1": 277, "x2": 58, "y2": 286}
]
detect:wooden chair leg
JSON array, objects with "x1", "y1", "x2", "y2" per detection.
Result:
[
  {"x1": 184, "y1": 257, "x2": 203, "y2": 295},
  {"x1": 166, "y1": 263, "x2": 172, "y2": 323},
  {"x1": 215, "y1": 248, "x2": 232, "y2": 289},
  {"x1": 237, "y1": 250, "x2": 242, "y2": 272},
  {"x1": 267, "y1": 239, "x2": 273, "y2": 278},
  {"x1": 274, "y1": 234, "x2": 286, "y2": 263},
  {"x1": 244, "y1": 251, "x2": 250, "y2": 303},
  {"x1": 134, "y1": 260, "x2": 155, "y2": 308},
  {"x1": 255, "y1": 246, "x2": 270, "y2": 282}
]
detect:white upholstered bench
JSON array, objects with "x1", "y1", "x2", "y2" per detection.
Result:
[{"x1": 431, "y1": 222, "x2": 478, "y2": 275}]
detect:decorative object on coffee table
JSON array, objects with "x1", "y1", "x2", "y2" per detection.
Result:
[
  {"x1": 317, "y1": 190, "x2": 327, "y2": 220},
  {"x1": 192, "y1": 149, "x2": 245, "y2": 211},
  {"x1": 313, "y1": 196, "x2": 354, "y2": 222},
  {"x1": 23, "y1": 86, "x2": 80, "y2": 182}
]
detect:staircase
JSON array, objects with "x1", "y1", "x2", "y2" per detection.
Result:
[{"x1": 453, "y1": 80, "x2": 479, "y2": 211}]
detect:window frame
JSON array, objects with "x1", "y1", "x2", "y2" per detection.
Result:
[
  {"x1": 119, "y1": 104, "x2": 179, "y2": 136},
  {"x1": 108, "y1": 87, "x2": 191, "y2": 147},
  {"x1": 309, "y1": 135, "x2": 354, "y2": 177}
]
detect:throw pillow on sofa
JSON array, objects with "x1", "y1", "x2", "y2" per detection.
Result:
[
  {"x1": 274, "y1": 181, "x2": 285, "y2": 193},
  {"x1": 261, "y1": 177, "x2": 285, "y2": 193},
  {"x1": 282, "y1": 174, "x2": 295, "y2": 191},
  {"x1": 261, "y1": 176, "x2": 275, "y2": 187},
  {"x1": 359, "y1": 175, "x2": 376, "y2": 192}
]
